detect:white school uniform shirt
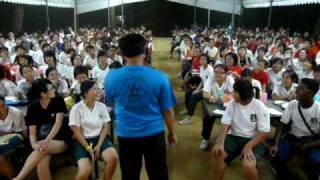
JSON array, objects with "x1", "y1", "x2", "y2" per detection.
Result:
[
  {"x1": 272, "y1": 82, "x2": 297, "y2": 97},
  {"x1": 70, "y1": 80, "x2": 81, "y2": 94},
  {"x1": 0, "y1": 79, "x2": 18, "y2": 97},
  {"x1": 92, "y1": 66, "x2": 110, "y2": 89},
  {"x1": 299, "y1": 71, "x2": 314, "y2": 81},
  {"x1": 55, "y1": 79, "x2": 69, "y2": 95},
  {"x1": 200, "y1": 65, "x2": 214, "y2": 84},
  {"x1": 83, "y1": 56, "x2": 97, "y2": 68},
  {"x1": 0, "y1": 107, "x2": 26, "y2": 134},
  {"x1": 203, "y1": 46, "x2": 218, "y2": 59},
  {"x1": 281, "y1": 100, "x2": 320, "y2": 137},
  {"x1": 33, "y1": 50, "x2": 45, "y2": 66},
  {"x1": 69, "y1": 100, "x2": 111, "y2": 138},
  {"x1": 293, "y1": 58, "x2": 304, "y2": 77},
  {"x1": 251, "y1": 79, "x2": 262, "y2": 96},
  {"x1": 222, "y1": 99, "x2": 270, "y2": 138},
  {"x1": 267, "y1": 68, "x2": 285, "y2": 88},
  {"x1": 203, "y1": 75, "x2": 234, "y2": 97},
  {"x1": 316, "y1": 51, "x2": 320, "y2": 65}
]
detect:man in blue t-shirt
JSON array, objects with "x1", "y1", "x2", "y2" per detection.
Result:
[{"x1": 104, "y1": 33, "x2": 177, "y2": 180}]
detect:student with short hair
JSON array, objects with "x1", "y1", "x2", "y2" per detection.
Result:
[
  {"x1": 105, "y1": 33, "x2": 177, "y2": 180},
  {"x1": 13, "y1": 79, "x2": 70, "y2": 180},
  {"x1": 253, "y1": 60, "x2": 269, "y2": 92},
  {"x1": 83, "y1": 45, "x2": 97, "y2": 68},
  {"x1": 17, "y1": 65, "x2": 34, "y2": 98},
  {"x1": 0, "y1": 95, "x2": 26, "y2": 179},
  {"x1": 272, "y1": 70, "x2": 298, "y2": 101},
  {"x1": 69, "y1": 80, "x2": 118, "y2": 180},
  {"x1": 70, "y1": 65, "x2": 89, "y2": 103},
  {"x1": 92, "y1": 50, "x2": 110, "y2": 89},
  {"x1": 212, "y1": 79, "x2": 270, "y2": 180},
  {"x1": 270, "y1": 78, "x2": 320, "y2": 180},
  {"x1": 267, "y1": 57, "x2": 285, "y2": 90},
  {"x1": 299, "y1": 58, "x2": 316, "y2": 81},
  {"x1": 46, "y1": 67, "x2": 69, "y2": 97}
]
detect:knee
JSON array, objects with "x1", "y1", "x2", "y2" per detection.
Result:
[
  {"x1": 103, "y1": 150, "x2": 118, "y2": 165},
  {"x1": 241, "y1": 159, "x2": 256, "y2": 171},
  {"x1": 78, "y1": 163, "x2": 92, "y2": 178}
]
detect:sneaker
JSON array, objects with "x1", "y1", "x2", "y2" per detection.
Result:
[
  {"x1": 178, "y1": 117, "x2": 192, "y2": 125},
  {"x1": 179, "y1": 109, "x2": 188, "y2": 115},
  {"x1": 200, "y1": 140, "x2": 209, "y2": 150}
]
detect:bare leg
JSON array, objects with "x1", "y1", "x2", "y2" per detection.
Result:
[
  {"x1": 212, "y1": 151, "x2": 227, "y2": 180},
  {"x1": 13, "y1": 140, "x2": 67, "y2": 180},
  {"x1": 242, "y1": 158, "x2": 258, "y2": 180},
  {"x1": 0, "y1": 155, "x2": 14, "y2": 178},
  {"x1": 101, "y1": 148, "x2": 118, "y2": 180},
  {"x1": 37, "y1": 155, "x2": 52, "y2": 180},
  {"x1": 75, "y1": 158, "x2": 92, "y2": 180}
]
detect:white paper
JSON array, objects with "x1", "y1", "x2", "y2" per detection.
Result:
[
  {"x1": 268, "y1": 108, "x2": 283, "y2": 116},
  {"x1": 213, "y1": 109, "x2": 225, "y2": 115}
]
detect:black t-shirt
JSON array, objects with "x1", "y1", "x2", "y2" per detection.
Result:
[{"x1": 26, "y1": 96, "x2": 69, "y2": 140}]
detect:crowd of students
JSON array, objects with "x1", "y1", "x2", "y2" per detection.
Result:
[
  {"x1": 172, "y1": 27, "x2": 320, "y2": 179},
  {"x1": 0, "y1": 27, "x2": 169, "y2": 180}
]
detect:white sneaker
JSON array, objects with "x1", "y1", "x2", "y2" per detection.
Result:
[
  {"x1": 200, "y1": 140, "x2": 209, "y2": 150},
  {"x1": 179, "y1": 109, "x2": 188, "y2": 115},
  {"x1": 178, "y1": 117, "x2": 192, "y2": 125}
]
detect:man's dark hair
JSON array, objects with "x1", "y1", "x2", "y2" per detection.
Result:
[
  {"x1": 314, "y1": 64, "x2": 320, "y2": 73},
  {"x1": 27, "y1": 79, "x2": 52, "y2": 101},
  {"x1": 85, "y1": 45, "x2": 95, "y2": 52},
  {"x1": 74, "y1": 65, "x2": 88, "y2": 78},
  {"x1": 43, "y1": 50, "x2": 57, "y2": 63},
  {"x1": 234, "y1": 79, "x2": 260, "y2": 100},
  {"x1": 119, "y1": 33, "x2": 146, "y2": 57},
  {"x1": 300, "y1": 78, "x2": 319, "y2": 95},
  {"x1": 97, "y1": 50, "x2": 107, "y2": 58}
]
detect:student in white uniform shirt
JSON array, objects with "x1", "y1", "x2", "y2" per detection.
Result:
[
  {"x1": 179, "y1": 54, "x2": 213, "y2": 125},
  {"x1": 212, "y1": 79, "x2": 270, "y2": 180},
  {"x1": 293, "y1": 49, "x2": 308, "y2": 78},
  {"x1": 203, "y1": 39, "x2": 218, "y2": 62},
  {"x1": 267, "y1": 57, "x2": 285, "y2": 90},
  {"x1": 242, "y1": 68, "x2": 263, "y2": 97},
  {"x1": 92, "y1": 51, "x2": 110, "y2": 89},
  {"x1": 69, "y1": 80, "x2": 118, "y2": 180},
  {"x1": 299, "y1": 58, "x2": 316, "y2": 81},
  {"x1": 270, "y1": 78, "x2": 320, "y2": 180},
  {"x1": 83, "y1": 45, "x2": 97, "y2": 68},
  {"x1": 272, "y1": 70, "x2": 298, "y2": 101},
  {"x1": 0, "y1": 95, "x2": 26, "y2": 179},
  {"x1": 46, "y1": 67, "x2": 69, "y2": 98},
  {"x1": 201, "y1": 64, "x2": 234, "y2": 150},
  {"x1": 107, "y1": 46, "x2": 123, "y2": 65}
]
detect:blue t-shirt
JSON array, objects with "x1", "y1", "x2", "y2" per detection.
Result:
[{"x1": 104, "y1": 66, "x2": 176, "y2": 138}]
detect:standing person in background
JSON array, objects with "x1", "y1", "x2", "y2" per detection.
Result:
[{"x1": 105, "y1": 33, "x2": 177, "y2": 180}]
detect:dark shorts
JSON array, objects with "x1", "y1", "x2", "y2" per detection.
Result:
[
  {"x1": 224, "y1": 134, "x2": 266, "y2": 163},
  {"x1": 72, "y1": 136, "x2": 113, "y2": 162},
  {"x1": 0, "y1": 135, "x2": 23, "y2": 155}
]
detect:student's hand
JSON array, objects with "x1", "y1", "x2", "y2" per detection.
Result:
[
  {"x1": 242, "y1": 145, "x2": 256, "y2": 162},
  {"x1": 38, "y1": 140, "x2": 49, "y2": 152},
  {"x1": 167, "y1": 132, "x2": 177, "y2": 145},
  {"x1": 93, "y1": 145, "x2": 101, "y2": 160},
  {"x1": 212, "y1": 143, "x2": 224, "y2": 158},
  {"x1": 192, "y1": 89, "x2": 200, "y2": 95},
  {"x1": 269, "y1": 145, "x2": 278, "y2": 157},
  {"x1": 209, "y1": 96, "x2": 216, "y2": 104},
  {"x1": 31, "y1": 143, "x2": 41, "y2": 151}
]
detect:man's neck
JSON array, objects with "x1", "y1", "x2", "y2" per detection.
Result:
[
  {"x1": 300, "y1": 99, "x2": 314, "y2": 109},
  {"x1": 125, "y1": 56, "x2": 144, "y2": 66}
]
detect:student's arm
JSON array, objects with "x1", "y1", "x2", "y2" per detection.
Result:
[
  {"x1": 43, "y1": 112, "x2": 64, "y2": 143},
  {"x1": 71, "y1": 126, "x2": 92, "y2": 152},
  {"x1": 270, "y1": 123, "x2": 284, "y2": 156},
  {"x1": 29, "y1": 125, "x2": 41, "y2": 151},
  {"x1": 272, "y1": 93, "x2": 289, "y2": 101},
  {"x1": 203, "y1": 91, "x2": 216, "y2": 103},
  {"x1": 212, "y1": 124, "x2": 230, "y2": 157},
  {"x1": 163, "y1": 108, "x2": 177, "y2": 145},
  {"x1": 94, "y1": 123, "x2": 109, "y2": 158},
  {"x1": 303, "y1": 139, "x2": 320, "y2": 150},
  {"x1": 193, "y1": 82, "x2": 203, "y2": 93}
]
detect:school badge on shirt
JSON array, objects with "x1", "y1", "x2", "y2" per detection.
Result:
[{"x1": 250, "y1": 114, "x2": 257, "y2": 123}]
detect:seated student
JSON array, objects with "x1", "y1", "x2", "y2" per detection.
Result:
[
  {"x1": 66, "y1": 54, "x2": 83, "y2": 84},
  {"x1": 17, "y1": 65, "x2": 34, "y2": 98},
  {"x1": 225, "y1": 52, "x2": 242, "y2": 80},
  {"x1": 191, "y1": 46, "x2": 202, "y2": 72},
  {"x1": 107, "y1": 45, "x2": 123, "y2": 65},
  {"x1": 242, "y1": 68, "x2": 263, "y2": 96},
  {"x1": 179, "y1": 54, "x2": 213, "y2": 125},
  {"x1": 70, "y1": 65, "x2": 89, "y2": 103},
  {"x1": 83, "y1": 45, "x2": 97, "y2": 68},
  {"x1": 0, "y1": 95, "x2": 26, "y2": 179},
  {"x1": 253, "y1": 60, "x2": 269, "y2": 92},
  {"x1": 314, "y1": 65, "x2": 320, "y2": 97},
  {"x1": 0, "y1": 65, "x2": 18, "y2": 97},
  {"x1": 238, "y1": 47, "x2": 253, "y2": 68},
  {"x1": 69, "y1": 80, "x2": 118, "y2": 180},
  {"x1": 203, "y1": 39, "x2": 219, "y2": 63},
  {"x1": 43, "y1": 51, "x2": 68, "y2": 80},
  {"x1": 212, "y1": 79, "x2": 270, "y2": 180},
  {"x1": 272, "y1": 70, "x2": 298, "y2": 101},
  {"x1": 46, "y1": 67, "x2": 69, "y2": 98},
  {"x1": 299, "y1": 58, "x2": 316, "y2": 81},
  {"x1": 293, "y1": 49, "x2": 308, "y2": 77},
  {"x1": 13, "y1": 79, "x2": 70, "y2": 180},
  {"x1": 201, "y1": 64, "x2": 234, "y2": 150},
  {"x1": 270, "y1": 78, "x2": 320, "y2": 180},
  {"x1": 12, "y1": 54, "x2": 37, "y2": 84},
  {"x1": 267, "y1": 57, "x2": 285, "y2": 90},
  {"x1": 92, "y1": 51, "x2": 110, "y2": 89}
]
